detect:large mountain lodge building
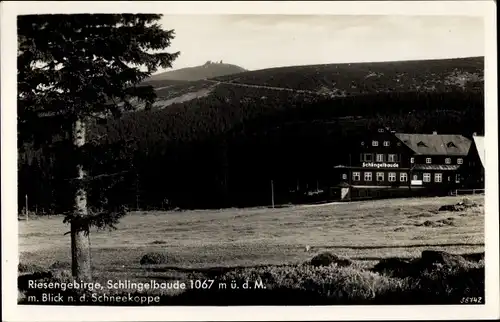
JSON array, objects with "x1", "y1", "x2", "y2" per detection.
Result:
[{"x1": 331, "y1": 128, "x2": 483, "y2": 201}]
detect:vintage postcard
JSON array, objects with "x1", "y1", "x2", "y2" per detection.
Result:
[{"x1": 2, "y1": 1, "x2": 499, "y2": 321}]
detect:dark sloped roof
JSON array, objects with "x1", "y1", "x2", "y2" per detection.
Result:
[
  {"x1": 395, "y1": 133, "x2": 471, "y2": 156},
  {"x1": 413, "y1": 164, "x2": 461, "y2": 171}
]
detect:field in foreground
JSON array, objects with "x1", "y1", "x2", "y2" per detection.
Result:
[
  {"x1": 19, "y1": 195, "x2": 485, "y2": 268},
  {"x1": 18, "y1": 195, "x2": 485, "y2": 305}
]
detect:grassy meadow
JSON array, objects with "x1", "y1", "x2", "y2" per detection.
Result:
[{"x1": 18, "y1": 195, "x2": 485, "y2": 305}]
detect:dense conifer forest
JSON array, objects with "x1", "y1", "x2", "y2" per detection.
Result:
[{"x1": 18, "y1": 57, "x2": 484, "y2": 212}]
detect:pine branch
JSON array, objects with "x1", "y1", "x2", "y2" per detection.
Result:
[
  {"x1": 18, "y1": 14, "x2": 180, "y2": 231},
  {"x1": 64, "y1": 170, "x2": 130, "y2": 182},
  {"x1": 18, "y1": 14, "x2": 180, "y2": 122}
]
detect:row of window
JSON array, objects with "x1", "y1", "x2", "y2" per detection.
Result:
[
  {"x1": 362, "y1": 141, "x2": 402, "y2": 147},
  {"x1": 367, "y1": 140, "x2": 391, "y2": 147},
  {"x1": 410, "y1": 157, "x2": 463, "y2": 165},
  {"x1": 362, "y1": 153, "x2": 399, "y2": 162},
  {"x1": 347, "y1": 172, "x2": 445, "y2": 183},
  {"x1": 361, "y1": 154, "x2": 464, "y2": 165},
  {"x1": 367, "y1": 140, "x2": 459, "y2": 150}
]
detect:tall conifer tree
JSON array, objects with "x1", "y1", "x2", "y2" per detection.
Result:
[{"x1": 17, "y1": 14, "x2": 180, "y2": 280}]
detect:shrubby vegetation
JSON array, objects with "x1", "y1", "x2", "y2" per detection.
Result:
[
  {"x1": 214, "y1": 56, "x2": 483, "y2": 93},
  {"x1": 309, "y1": 252, "x2": 352, "y2": 267},
  {"x1": 140, "y1": 252, "x2": 168, "y2": 265},
  {"x1": 18, "y1": 250, "x2": 484, "y2": 305}
]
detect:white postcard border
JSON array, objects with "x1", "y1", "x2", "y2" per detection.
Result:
[{"x1": 2, "y1": 1, "x2": 498, "y2": 321}]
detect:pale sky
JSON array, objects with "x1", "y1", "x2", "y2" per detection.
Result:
[{"x1": 157, "y1": 15, "x2": 484, "y2": 73}]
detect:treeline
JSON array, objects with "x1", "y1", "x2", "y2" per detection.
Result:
[
  {"x1": 18, "y1": 85, "x2": 484, "y2": 213},
  {"x1": 215, "y1": 56, "x2": 484, "y2": 93}
]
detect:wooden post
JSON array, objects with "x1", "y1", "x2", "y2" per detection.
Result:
[
  {"x1": 271, "y1": 180, "x2": 275, "y2": 208},
  {"x1": 348, "y1": 154, "x2": 352, "y2": 201},
  {"x1": 25, "y1": 194, "x2": 28, "y2": 221},
  {"x1": 135, "y1": 171, "x2": 140, "y2": 211}
]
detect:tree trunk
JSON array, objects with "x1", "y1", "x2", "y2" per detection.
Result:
[{"x1": 71, "y1": 118, "x2": 92, "y2": 281}]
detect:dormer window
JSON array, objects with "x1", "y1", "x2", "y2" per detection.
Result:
[
  {"x1": 372, "y1": 140, "x2": 379, "y2": 147},
  {"x1": 417, "y1": 141, "x2": 427, "y2": 147},
  {"x1": 383, "y1": 141, "x2": 390, "y2": 147},
  {"x1": 445, "y1": 158, "x2": 451, "y2": 164},
  {"x1": 447, "y1": 142, "x2": 457, "y2": 148},
  {"x1": 457, "y1": 158, "x2": 463, "y2": 165},
  {"x1": 361, "y1": 141, "x2": 365, "y2": 146},
  {"x1": 378, "y1": 128, "x2": 384, "y2": 133},
  {"x1": 426, "y1": 158, "x2": 432, "y2": 164},
  {"x1": 410, "y1": 157, "x2": 415, "y2": 164}
]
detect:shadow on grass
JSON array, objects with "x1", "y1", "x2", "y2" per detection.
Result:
[
  {"x1": 18, "y1": 271, "x2": 484, "y2": 306},
  {"x1": 18, "y1": 250, "x2": 485, "y2": 306},
  {"x1": 316, "y1": 243, "x2": 484, "y2": 250}
]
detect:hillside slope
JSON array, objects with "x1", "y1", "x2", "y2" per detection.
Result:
[
  {"x1": 141, "y1": 56, "x2": 484, "y2": 111},
  {"x1": 19, "y1": 57, "x2": 485, "y2": 211},
  {"x1": 147, "y1": 61, "x2": 247, "y2": 82},
  {"x1": 214, "y1": 56, "x2": 484, "y2": 94}
]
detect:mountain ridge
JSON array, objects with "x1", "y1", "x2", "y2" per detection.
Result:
[
  {"x1": 136, "y1": 56, "x2": 483, "y2": 111},
  {"x1": 146, "y1": 61, "x2": 247, "y2": 82}
]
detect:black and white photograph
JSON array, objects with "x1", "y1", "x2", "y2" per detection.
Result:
[{"x1": 2, "y1": 1, "x2": 499, "y2": 321}]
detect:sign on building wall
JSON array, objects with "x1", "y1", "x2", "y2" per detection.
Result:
[
  {"x1": 362, "y1": 162, "x2": 399, "y2": 168},
  {"x1": 411, "y1": 180, "x2": 423, "y2": 186}
]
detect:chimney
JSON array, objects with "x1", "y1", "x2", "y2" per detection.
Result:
[{"x1": 432, "y1": 131, "x2": 437, "y2": 135}]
